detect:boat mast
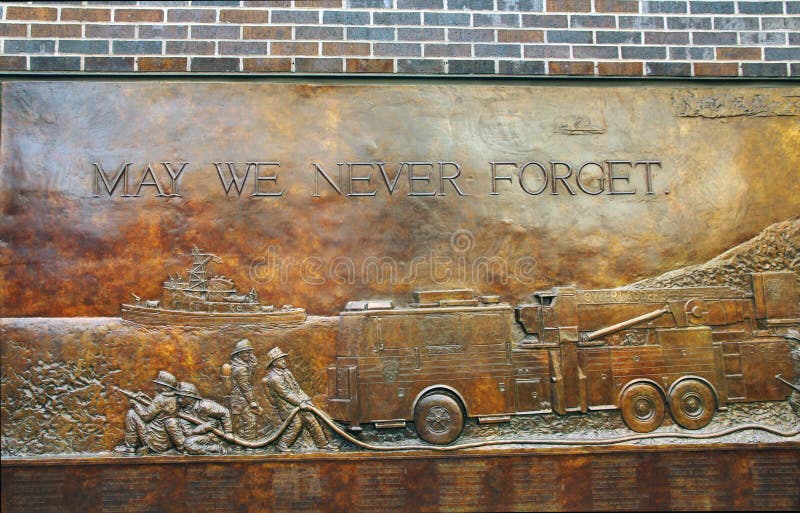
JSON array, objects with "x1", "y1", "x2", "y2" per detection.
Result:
[{"x1": 186, "y1": 246, "x2": 220, "y2": 292}]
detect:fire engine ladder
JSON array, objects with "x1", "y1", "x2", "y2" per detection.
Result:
[{"x1": 721, "y1": 341, "x2": 746, "y2": 401}]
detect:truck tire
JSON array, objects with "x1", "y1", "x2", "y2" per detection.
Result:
[
  {"x1": 619, "y1": 383, "x2": 665, "y2": 433},
  {"x1": 413, "y1": 392, "x2": 464, "y2": 445},
  {"x1": 669, "y1": 379, "x2": 716, "y2": 429}
]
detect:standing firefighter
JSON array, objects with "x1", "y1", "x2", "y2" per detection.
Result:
[
  {"x1": 175, "y1": 381, "x2": 233, "y2": 455},
  {"x1": 114, "y1": 370, "x2": 181, "y2": 454},
  {"x1": 263, "y1": 347, "x2": 334, "y2": 452},
  {"x1": 228, "y1": 339, "x2": 263, "y2": 440}
]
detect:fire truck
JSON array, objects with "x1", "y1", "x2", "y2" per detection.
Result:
[{"x1": 326, "y1": 272, "x2": 798, "y2": 444}]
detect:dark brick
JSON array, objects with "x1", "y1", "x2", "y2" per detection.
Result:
[
  {"x1": 138, "y1": 57, "x2": 188, "y2": 71},
  {"x1": 0, "y1": 56, "x2": 28, "y2": 71},
  {"x1": 295, "y1": 0, "x2": 342, "y2": 6},
  {"x1": 761, "y1": 17, "x2": 800, "y2": 30},
  {"x1": 572, "y1": 45, "x2": 619, "y2": 58},
  {"x1": 570, "y1": 15, "x2": 616, "y2": 27},
  {"x1": 690, "y1": 2, "x2": 734, "y2": 14},
  {"x1": 524, "y1": 44, "x2": 570, "y2": 57},
  {"x1": 397, "y1": 58, "x2": 445, "y2": 73},
  {"x1": 449, "y1": 28, "x2": 495, "y2": 42},
  {"x1": 347, "y1": 27, "x2": 395, "y2": 40},
  {"x1": 60, "y1": 40, "x2": 109, "y2": 54},
  {"x1": 190, "y1": 57, "x2": 240, "y2": 72},
  {"x1": 424, "y1": 12, "x2": 471, "y2": 26},
  {"x1": 645, "y1": 62, "x2": 691, "y2": 75},
  {"x1": 271, "y1": 42, "x2": 319, "y2": 55},
  {"x1": 322, "y1": 10, "x2": 369, "y2": 24},
  {"x1": 522, "y1": 14, "x2": 568, "y2": 27},
  {"x1": 346, "y1": 58, "x2": 394, "y2": 73},
  {"x1": 619, "y1": 16, "x2": 664, "y2": 29},
  {"x1": 373, "y1": 42, "x2": 421, "y2": 56},
  {"x1": 424, "y1": 43, "x2": 471, "y2": 57},
  {"x1": 322, "y1": 42, "x2": 371, "y2": 55},
  {"x1": 399, "y1": 27, "x2": 445, "y2": 40},
  {"x1": 741, "y1": 63, "x2": 787, "y2": 77},
  {"x1": 295, "y1": 57, "x2": 343, "y2": 72},
  {"x1": 219, "y1": 41, "x2": 269, "y2": 55},
  {"x1": 595, "y1": 0, "x2": 639, "y2": 12},
  {"x1": 86, "y1": 24, "x2": 136, "y2": 38},
  {"x1": 396, "y1": 0, "x2": 444, "y2": 8},
  {"x1": 449, "y1": 60, "x2": 495, "y2": 74},
  {"x1": 693, "y1": 62, "x2": 738, "y2": 76},
  {"x1": 167, "y1": 9, "x2": 217, "y2": 22},
  {"x1": 272, "y1": 10, "x2": 319, "y2": 24},
  {"x1": 220, "y1": 9, "x2": 269, "y2": 23},
  {"x1": 788, "y1": 1, "x2": 800, "y2": 14},
  {"x1": 546, "y1": 0, "x2": 591, "y2": 12},
  {"x1": 642, "y1": 1, "x2": 687, "y2": 12},
  {"x1": 548, "y1": 60, "x2": 594, "y2": 74},
  {"x1": 61, "y1": 8, "x2": 111, "y2": 22},
  {"x1": 473, "y1": 13, "x2": 521, "y2": 27},
  {"x1": 139, "y1": 25, "x2": 189, "y2": 39},
  {"x1": 374, "y1": 11, "x2": 421, "y2": 25},
  {"x1": 644, "y1": 31, "x2": 689, "y2": 44},
  {"x1": 296, "y1": 26, "x2": 343, "y2": 40},
  {"x1": 5, "y1": 40, "x2": 55, "y2": 54},
  {"x1": 114, "y1": 9, "x2": 164, "y2": 23},
  {"x1": 791, "y1": 63, "x2": 800, "y2": 77},
  {"x1": 30, "y1": 23, "x2": 82, "y2": 38},
  {"x1": 448, "y1": 0, "x2": 493, "y2": 9},
  {"x1": 739, "y1": 32, "x2": 786, "y2": 45},
  {"x1": 547, "y1": 29, "x2": 592, "y2": 43},
  {"x1": 765, "y1": 48, "x2": 800, "y2": 61},
  {"x1": 669, "y1": 46, "x2": 713, "y2": 59},
  {"x1": 498, "y1": 60, "x2": 546, "y2": 74},
  {"x1": 621, "y1": 46, "x2": 667, "y2": 59},
  {"x1": 243, "y1": 57, "x2": 292, "y2": 72},
  {"x1": 715, "y1": 46, "x2": 760, "y2": 60},
  {"x1": 191, "y1": 25, "x2": 240, "y2": 39},
  {"x1": 144, "y1": 1, "x2": 194, "y2": 5},
  {"x1": 737, "y1": 1, "x2": 783, "y2": 14},
  {"x1": 475, "y1": 44, "x2": 522, "y2": 57},
  {"x1": 596, "y1": 30, "x2": 642, "y2": 44},
  {"x1": 6, "y1": 6, "x2": 57, "y2": 21},
  {"x1": 497, "y1": 29, "x2": 544, "y2": 42},
  {"x1": 244, "y1": 26, "x2": 292, "y2": 39},
  {"x1": 84, "y1": 57, "x2": 134, "y2": 72},
  {"x1": 0, "y1": 24, "x2": 28, "y2": 38},
  {"x1": 113, "y1": 40, "x2": 163, "y2": 55},
  {"x1": 496, "y1": 0, "x2": 545, "y2": 11},
  {"x1": 191, "y1": 0, "x2": 244, "y2": 4},
  {"x1": 597, "y1": 61, "x2": 643, "y2": 75},
  {"x1": 667, "y1": 16, "x2": 711, "y2": 29},
  {"x1": 713, "y1": 17, "x2": 759, "y2": 30},
  {"x1": 346, "y1": 0, "x2": 395, "y2": 7},
  {"x1": 167, "y1": 40, "x2": 216, "y2": 54},
  {"x1": 693, "y1": 31, "x2": 737, "y2": 45},
  {"x1": 790, "y1": 33, "x2": 800, "y2": 46},
  {"x1": 30, "y1": 56, "x2": 81, "y2": 71}
]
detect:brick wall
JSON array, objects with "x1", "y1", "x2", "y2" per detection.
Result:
[{"x1": 0, "y1": 1, "x2": 797, "y2": 76}]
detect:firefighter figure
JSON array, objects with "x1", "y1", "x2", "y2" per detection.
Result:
[
  {"x1": 263, "y1": 347, "x2": 335, "y2": 452},
  {"x1": 228, "y1": 339, "x2": 263, "y2": 440},
  {"x1": 175, "y1": 381, "x2": 233, "y2": 455},
  {"x1": 114, "y1": 370, "x2": 181, "y2": 454}
]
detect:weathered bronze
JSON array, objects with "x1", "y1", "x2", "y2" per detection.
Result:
[{"x1": 1, "y1": 80, "x2": 799, "y2": 511}]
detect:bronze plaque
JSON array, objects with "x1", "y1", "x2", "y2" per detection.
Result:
[{"x1": 1, "y1": 80, "x2": 799, "y2": 511}]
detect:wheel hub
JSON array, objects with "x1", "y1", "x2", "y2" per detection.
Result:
[
  {"x1": 425, "y1": 405, "x2": 451, "y2": 433},
  {"x1": 633, "y1": 396, "x2": 655, "y2": 420},
  {"x1": 681, "y1": 392, "x2": 704, "y2": 418}
]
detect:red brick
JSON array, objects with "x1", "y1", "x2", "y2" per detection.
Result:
[
  {"x1": 598, "y1": 61, "x2": 643, "y2": 76},
  {"x1": 295, "y1": 57, "x2": 342, "y2": 72},
  {"x1": 322, "y1": 42, "x2": 370, "y2": 56},
  {"x1": 694, "y1": 62, "x2": 739, "y2": 77},
  {"x1": 220, "y1": 9, "x2": 270, "y2": 24},
  {"x1": 549, "y1": 60, "x2": 594, "y2": 75},
  {"x1": 497, "y1": 29, "x2": 544, "y2": 43},
  {"x1": 271, "y1": 42, "x2": 319, "y2": 56},
  {"x1": 244, "y1": 26, "x2": 292, "y2": 39},
  {"x1": 243, "y1": 57, "x2": 292, "y2": 72},
  {"x1": 0, "y1": 56, "x2": 27, "y2": 71},
  {"x1": 0, "y1": 23, "x2": 28, "y2": 38},
  {"x1": 546, "y1": 0, "x2": 591, "y2": 12},
  {"x1": 31, "y1": 24, "x2": 82, "y2": 38},
  {"x1": 6, "y1": 6, "x2": 57, "y2": 21},
  {"x1": 137, "y1": 57, "x2": 188, "y2": 72},
  {"x1": 716, "y1": 47, "x2": 761, "y2": 60},
  {"x1": 114, "y1": 9, "x2": 164, "y2": 23},
  {"x1": 60, "y1": 8, "x2": 111, "y2": 22},
  {"x1": 346, "y1": 58, "x2": 393, "y2": 73},
  {"x1": 595, "y1": 0, "x2": 640, "y2": 13}
]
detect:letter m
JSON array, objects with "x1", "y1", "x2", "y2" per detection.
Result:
[{"x1": 93, "y1": 162, "x2": 131, "y2": 197}]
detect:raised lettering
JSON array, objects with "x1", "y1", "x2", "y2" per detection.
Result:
[
  {"x1": 438, "y1": 162, "x2": 466, "y2": 196},
  {"x1": 606, "y1": 160, "x2": 635, "y2": 195},
  {"x1": 93, "y1": 162, "x2": 132, "y2": 197},
  {"x1": 214, "y1": 162, "x2": 250, "y2": 196},
  {"x1": 347, "y1": 162, "x2": 377, "y2": 197},
  {"x1": 576, "y1": 162, "x2": 605, "y2": 195},
  {"x1": 134, "y1": 163, "x2": 167, "y2": 197},
  {"x1": 311, "y1": 162, "x2": 342, "y2": 197},
  {"x1": 634, "y1": 160, "x2": 660, "y2": 195},
  {"x1": 376, "y1": 162, "x2": 405, "y2": 195},
  {"x1": 519, "y1": 161, "x2": 547, "y2": 195},
  {"x1": 162, "y1": 162, "x2": 188, "y2": 197},
  {"x1": 490, "y1": 162, "x2": 516, "y2": 195},
  {"x1": 550, "y1": 161, "x2": 576, "y2": 195},
  {"x1": 250, "y1": 162, "x2": 284, "y2": 197},
  {"x1": 407, "y1": 162, "x2": 436, "y2": 197}
]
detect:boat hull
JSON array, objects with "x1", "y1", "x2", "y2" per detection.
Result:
[{"x1": 121, "y1": 304, "x2": 307, "y2": 326}]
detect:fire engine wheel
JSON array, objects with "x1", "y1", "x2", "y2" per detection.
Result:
[
  {"x1": 619, "y1": 383, "x2": 665, "y2": 433},
  {"x1": 669, "y1": 379, "x2": 716, "y2": 430},
  {"x1": 413, "y1": 392, "x2": 464, "y2": 445}
]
